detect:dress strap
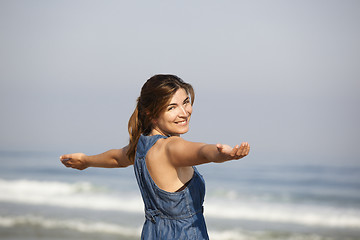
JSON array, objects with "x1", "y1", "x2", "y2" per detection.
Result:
[{"x1": 145, "y1": 209, "x2": 161, "y2": 223}]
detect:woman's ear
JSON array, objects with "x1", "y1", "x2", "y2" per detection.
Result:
[
  {"x1": 146, "y1": 110, "x2": 157, "y2": 126},
  {"x1": 145, "y1": 110, "x2": 153, "y2": 122}
]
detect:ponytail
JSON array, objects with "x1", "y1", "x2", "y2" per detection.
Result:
[{"x1": 127, "y1": 101, "x2": 142, "y2": 163}]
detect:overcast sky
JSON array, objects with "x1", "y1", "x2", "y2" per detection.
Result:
[{"x1": 0, "y1": 0, "x2": 359, "y2": 165}]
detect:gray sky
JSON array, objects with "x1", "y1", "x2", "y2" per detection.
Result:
[{"x1": 0, "y1": 0, "x2": 359, "y2": 165}]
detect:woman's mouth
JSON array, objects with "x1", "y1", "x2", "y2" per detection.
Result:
[{"x1": 175, "y1": 119, "x2": 188, "y2": 125}]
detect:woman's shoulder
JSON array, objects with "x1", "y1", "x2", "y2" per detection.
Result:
[
  {"x1": 149, "y1": 135, "x2": 184, "y2": 146},
  {"x1": 150, "y1": 135, "x2": 179, "y2": 150},
  {"x1": 147, "y1": 136, "x2": 183, "y2": 160},
  {"x1": 165, "y1": 136, "x2": 190, "y2": 149}
]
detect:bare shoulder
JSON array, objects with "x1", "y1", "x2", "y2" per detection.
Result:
[
  {"x1": 145, "y1": 137, "x2": 177, "y2": 179},
  {"x1": 166, "y1": 135, "x2": 188, "y2": 146},
  {"x1": 164, "y1": 136, "x2": 190, "y2": 155},
  {"x1": 148, "y1": 136, "x2": 207, "y2": 167},
  {"x1": 150, "y1": 136, "x2": 185, "y2": 151},
  {"x1": 146, "y1": 137, "x2": 170, "y2": 161},
  {"x1": 147, "y1": 136, "x2": 184, "y2": 164},
  {"x1": 165, "y1": 136, "x2": 208, "y2": 167}
]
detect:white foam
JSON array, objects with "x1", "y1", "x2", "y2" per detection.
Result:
[
  {"x1": 0, "y1": 215, "x2": 141, "y2": 237},
  {"x1": 205, "y1": 199, "x2": 360, "y2": 228},
  {"x1": 208, "y1": 229, "x2": 332, "y2": 240},
  {"x1": 0, "y1": 215, "x2": 332, "y2": 240},
  {"x1": 209, "y1": 229, "x2": 251, "y2": 240},
  {"x1": 0, "y1": 179, "x2": 143, "y2": 213},
  {"x1": 1, "y1": 178, "x2": 360, "y2": 229}
]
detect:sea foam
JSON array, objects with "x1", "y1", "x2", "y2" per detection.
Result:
[
  {"x1": 0, "y1": 215, "x2": 336, "y2": 240},
  {"x1": 0, "y1": 215, "x2": 141, "y2": 237},
  {"x1": 0, "y1": 178, "x2": 143, "y2": 213},
  {"x1": 1, "y1": 178, "x2": 360, "y2": 229}
]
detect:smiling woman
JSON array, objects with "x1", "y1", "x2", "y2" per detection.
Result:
[
  {"x1": 151, "y1": 89, "x2": 192, "y2": 137},
  {"x1": 60, "y1": 74, "x2": 250, "y2": 240}
]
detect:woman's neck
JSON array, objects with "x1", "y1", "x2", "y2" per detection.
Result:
[{"x1": 149, "y1": 128, "x2": 179, "y2": 137}]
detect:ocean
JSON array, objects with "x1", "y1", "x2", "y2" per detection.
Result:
[{"x1": 0, "y1": 150, "x2": 359, "y2": 240}]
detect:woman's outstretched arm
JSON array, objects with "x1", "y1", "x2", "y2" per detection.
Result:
[
  {"x1": 165, "y1": 137, "x2": 250, "y2": 167},
  {"x1": 60, "y1": 145, "x2": 132, "y2": 170}
]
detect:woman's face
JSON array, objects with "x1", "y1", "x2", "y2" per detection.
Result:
[{"x1": 151, "y1": 88, "x2": 192, "y2": 136}]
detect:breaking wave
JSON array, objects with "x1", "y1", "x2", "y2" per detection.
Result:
[{"x1": 1, "y1": 178, "x2": 360, "y2": 229}]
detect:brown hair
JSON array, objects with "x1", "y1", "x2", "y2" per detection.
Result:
[{"x1": 126, "y1": 74, "x2": 195, "y2": 163}]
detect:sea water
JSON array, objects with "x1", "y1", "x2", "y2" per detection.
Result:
[{"x1": 0, "y1": 151, "x2": 359, "y2": 240}]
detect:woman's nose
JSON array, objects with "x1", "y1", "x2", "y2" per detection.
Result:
[{"x1": 178, "y1": 106, "x2": 187, "y2": 116}]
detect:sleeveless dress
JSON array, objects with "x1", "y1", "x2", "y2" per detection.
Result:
[{"x1": 134, "y1": 134, "x2": 209, "y2": 240}]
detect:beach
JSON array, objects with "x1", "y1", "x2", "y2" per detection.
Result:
[{"x1": 1, "y1": 151, "x2": 360, "y2": 240}]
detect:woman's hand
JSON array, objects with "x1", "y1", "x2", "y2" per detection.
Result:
[
  {"x1": 60, "y1": 153, "x2": 89, "y2": 170},
  {"x1": 216, "y1": 142, "x2": 250, "y2": 162}
]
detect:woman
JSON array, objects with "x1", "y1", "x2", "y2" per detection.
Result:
[{"x1": 60, "y1": 74, "x2": 250, "y2": 239}]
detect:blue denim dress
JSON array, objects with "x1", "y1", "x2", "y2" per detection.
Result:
[{"x1": 134, "y1": 134, "x2": 209, "y2": 240}]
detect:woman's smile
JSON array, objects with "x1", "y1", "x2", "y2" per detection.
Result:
[{"x1": 175, "y1": 119, "x2": 188, "y2": 125}]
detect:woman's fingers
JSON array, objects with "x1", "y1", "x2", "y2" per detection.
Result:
[
  {"x1": 216, "y1": 144, "x2": 223, "y2": 152},
  {"x1": 60, "y1": 155, "x2": 71, "y2": 168},
  {"x1": 62, "y1": 159, "x2": 83, "y2": 170},
  {"x1": 235, "y1": 142, "x2": 250, "y2": 159},
  {"x1": 60, "y1": 154, "x2": 77, "y2": 168},
  {"x1": 217, "y1": 143, "x2": 250, "y2": 160},
  {"x1": 244, "y1": 143, "x2": 250, "y2": 155},
  {"x1": 59, "y1": 153, "x2": 87, "y2": 170},
  {"x1": 230, "y1": 145, "x2": 239, "y2": 157},
  {"x1": 61, "y1": 158, "x2": 73, "y2": 167},
  {"x1": 60, "y1": 154, "x2": 72, "y2": 161}
]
